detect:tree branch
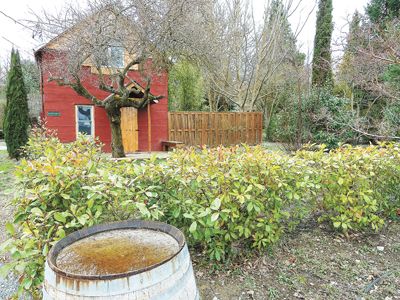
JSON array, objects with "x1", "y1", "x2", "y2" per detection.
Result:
[
  {"x1": 349, "y1": 125, "x2": 400, "y2": 141},
  {"x1": 118, "y1": 58, "x2": 143, "y2": 91},
  {"x1": 49, "y1": 76, "x2": 105, "y2": 107}
]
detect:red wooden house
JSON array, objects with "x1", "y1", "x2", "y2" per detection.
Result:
[{"x1": 34, "y1": 25, "x2": 168, "y2": 153}]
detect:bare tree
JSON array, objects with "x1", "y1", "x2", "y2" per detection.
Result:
[
  {"x1": 32, "y1": 0, "x2": 210, "y2": 157},
  {"x1": 200, "y1": 0, "x2": 312, "y2": 113},
  {"x1": 337, "y1": 15, "x2": 400, "y2": 140}
]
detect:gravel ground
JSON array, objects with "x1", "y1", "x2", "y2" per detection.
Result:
[
  {"x1": 0, "y1": 266, "x2": 19, "y2": 300},
  {"x1": 0, "y1": 150, "x2": 19, "y2": 300},
  {"x1": 0, "y1": 151, "x2": 15, "y2": 252}
]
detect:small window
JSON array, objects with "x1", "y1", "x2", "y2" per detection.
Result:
[
  {"x1": 102, "y1": 46, "x2": 124, "y2": 68},
  {"x1": 76, "y1": 105, "x2": 94, "y2": 137},
  {"x1": 109, "y1": 46, "x2": 124, "y2": 68}
]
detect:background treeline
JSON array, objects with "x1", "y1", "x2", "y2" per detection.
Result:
[
  {"x1": 1, "y1": 0, "x2": 399, "y2": 149},
  {"x1": 169, "y1": 0, "x2": 400, "y2": 148}
]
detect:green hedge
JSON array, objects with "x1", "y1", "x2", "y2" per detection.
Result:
[{"x1": 1, "y1": 129, "x2": 399, "y2": 296}]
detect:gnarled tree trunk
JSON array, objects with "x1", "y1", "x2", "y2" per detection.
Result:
[{"x1": 105, "y1": 101, "x2": 125, "y2": 158}]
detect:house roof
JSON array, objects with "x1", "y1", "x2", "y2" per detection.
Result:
[
  {"x1": 34, "y1": 5, "x2": 135, "y2": 60},
  {"x1": 34, "y1": 12, "x2": 87, "y2": 60},
  {"x1": 34, "y1": 31, "x2": 71, "y2": 60}
]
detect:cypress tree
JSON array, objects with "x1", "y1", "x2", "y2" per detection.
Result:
[
  {"x1": 366, "y1": 0, "x2": 400, "y2": 24},
  {"x1": 3, "y1": 49, "x2": 30, "y2": 159},
  {"x1": 338, "y1": 11, "x2": 362, "y2": 80},
  {"x1": 311, "y1": 0, "x2": 334, "y2": 89},
  {"x1": 346, "y1": 11, "x2": 362, "y2": 53}
]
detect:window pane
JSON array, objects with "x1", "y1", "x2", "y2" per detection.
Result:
[
  {"x1": 78, "y1": 121, "x2": 92, "y2": 135},
  {"x1": 100, "y1": 46, "x2": 124, "y2": 68},
  {"x1": 77, "y1": 106, "x2": 92, "y2": 136},
  {"x1": 78, "y1": 106, "x2": 91, "y2": 120},
  {"x1": 110, "y1": 46, "x2": 124, "y2": 68}
]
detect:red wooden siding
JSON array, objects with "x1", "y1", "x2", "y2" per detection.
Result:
[
  {"x1": 39, "y1": 51, "x2": 168, "y2": 152},
  {"x1": 137, "y1": 71, "x2": 169, "y2": 152}
]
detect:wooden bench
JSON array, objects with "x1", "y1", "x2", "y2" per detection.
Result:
[{"x1": 161, "y1": 140, "x2": 184, "y2": 151}]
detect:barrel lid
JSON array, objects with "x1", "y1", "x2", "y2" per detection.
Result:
[{"x1": 47, "y1": 220, "x2": 186, "y2": 280}]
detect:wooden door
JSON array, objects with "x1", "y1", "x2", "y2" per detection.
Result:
[{"x1": 121, "y1": 107, "x2": 138, "y2": 153}]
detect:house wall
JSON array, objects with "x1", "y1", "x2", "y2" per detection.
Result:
[
  {"x1": 137, "y1": 71, "x2": 169, "y2": 152},
  {"x1": 39, "y1": 51, "x2": 168, "y2": 152}
]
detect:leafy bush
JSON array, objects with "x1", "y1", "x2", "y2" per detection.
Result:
[
  {"x1": 382, "y1": 101, "x2": 400, "y2": 137},
  {"x1": 0, "y1": 129, "x2": 161, "y2": 296},
  {"x1": 298, "y1": 144, "x2": 400, "y2": 233},
  {"x1": 268, "y1": 89, "x2": 357, "y2": 148},
  {"x1": 1, "y1": 131, "x2": 399, "y2": 297},
  {"x1": 156, "y1": 146, "x2": 317, "y2": 261},
  {"x1": 168, "y1": 59, "x2": 205, "y2": 111}
]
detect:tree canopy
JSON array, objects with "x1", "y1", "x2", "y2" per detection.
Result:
[{"x1": 366, "y1": 0, "x2": 400, "y2": 24}]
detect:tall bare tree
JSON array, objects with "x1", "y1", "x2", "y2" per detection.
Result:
[
  {"x1": 337, "y1": 13, "x2": 400, "y2": 140},
  {"x1": 200, "y1": 0, "x2": 312, "y2": 113}
]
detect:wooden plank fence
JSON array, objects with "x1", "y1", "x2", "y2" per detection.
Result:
[{"x1": 168, "y1": 112, "x2": 263, "y2": 147}]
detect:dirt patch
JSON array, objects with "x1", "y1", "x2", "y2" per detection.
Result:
[{"x1": 195, "y1": 222, "x2": 400, "y2": 300}]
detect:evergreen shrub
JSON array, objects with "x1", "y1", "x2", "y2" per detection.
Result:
[
  {"x1": 1, "y1": 130, "x2": 399, "y2": 296},
  {"x1": 3, "y1": 49, "x2": 30, "y2": 158}
]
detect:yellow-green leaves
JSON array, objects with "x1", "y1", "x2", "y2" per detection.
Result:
[
  {"x1": 211, "y1": 198, "x2": 221, "y2": 210},
  {"x1": 0, "y1": 262, "x2": 17, "y2": 279},
  {"x1": 30, "y1": 207, "x2": 43, "y2": 218},
  {"x1": 53, "y1": 212, "x2": 66, "y2": 223},
  {"x1": 156, "y1": 145, "x2": 319, "y2": 262},
  {"x1": 211, "y1": 212, "x2": 219, "y2": 222},
  {"x1": 6, "y1": 131, "x2": 400, "y2": 298},
  {"x1": 5, "y1": 133, "x2": 112, "y2": 296},
  {"x1": 317, "y1": 143, "x2": 400, "y2": 233},
  {"x1": 189, "y1": 221, "x2": 197, "y2": 233},
  {"x1": 5, "y1": 222, "x2": 15, "y2": 236}
]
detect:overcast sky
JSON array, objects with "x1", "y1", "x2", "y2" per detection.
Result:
[{"x1": 0, "y1": 0, "x2": 369, "y2": 65}]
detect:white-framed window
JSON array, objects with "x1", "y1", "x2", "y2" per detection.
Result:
[
  {"x1": 102, "y1": 46, "x2": 124, "y2": 68},
  {"x1": 76, "y1": 105, "x2": 94, "y2": 137}
]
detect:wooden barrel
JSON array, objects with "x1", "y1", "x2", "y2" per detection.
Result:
[{"x1": 43, "y1": 220, "x2": 199, "y2": 299}]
